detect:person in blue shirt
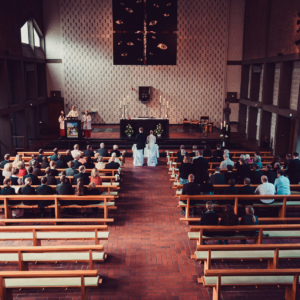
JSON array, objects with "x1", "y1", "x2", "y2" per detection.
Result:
[
  {"x1": 252, "y1": 156, "x2": 262, "y2": 169},
  {"x1": 274, "y1": 169, "x2": 290, "y2": 195}
]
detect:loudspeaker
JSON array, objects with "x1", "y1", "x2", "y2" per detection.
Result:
[
  {"x1": 227, "y1": 92, "x2": 237, "y2": 102},
  {"x1": 50, "y1": 91, "x2": 61, "y2": 98},
  {"x1": 139, "y1": 87, "x2": 151, "y2": 102}
]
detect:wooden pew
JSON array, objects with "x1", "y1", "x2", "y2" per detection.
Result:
[
  {"x1": 188, "y1": 224, "x2": 300, "y2": 245},
  {"x1": 36, "y1": 176, "x2": 120, "y2": 185},
  {"x1": 0, "y1": 225, "x2": 109, "y2": 246},
  {"x1": 178, "y1": 194, "x2": 300, "y2": 222},
  {"x1": 0, "y1": 270, "x2": 100, "y2": 300},
  {"x1": 192, "y1": 243, "x2": 300, "y2": 270},
  {"x1": 0, "y1": 245, "x2": 105, "y2": 270},
  {"x1": 200, "y1": 268, "x2": 300, "y2": 300},
  {"x1": 0, "y1": 195, "x2": 116, "y2": 225}
]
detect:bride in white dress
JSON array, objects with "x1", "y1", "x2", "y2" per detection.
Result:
[{"x1": 146, "y1": 130, "x2": 158, "y2": 166}]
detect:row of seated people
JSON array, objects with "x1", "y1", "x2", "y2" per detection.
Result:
[
  {"x1": 197, "y1": 201, "x2": 258, "y2": 245},
  {"x1": 179, "y1": 172, "x2": 290, "y2": 216},
  {"x1": 177, "y1": 151, "x2": 300, "y2": 186}
]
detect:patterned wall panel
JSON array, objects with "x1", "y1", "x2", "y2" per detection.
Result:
[{"x1": 59, "y1": 0, "x2": 228, "y2": 124}]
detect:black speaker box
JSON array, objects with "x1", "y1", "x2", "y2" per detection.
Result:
[{"x1": 139, "y1": 87, "x2": 151, "y2": 102}]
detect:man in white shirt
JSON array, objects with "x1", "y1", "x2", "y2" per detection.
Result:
[
  {"x1": 67, "y1": 106, "x2": 79, "y2": 118},
  {"x1": 147, "y1": 130, "x2": 156, "y2": 144},
  {"x1": 220, "y1": 154, "x2": 234, "y2": 169},
  {"x1": 254, "y1": 175, "x2": 275, "y2": 204}
]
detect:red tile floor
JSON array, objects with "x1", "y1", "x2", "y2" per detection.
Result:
[{"x1": 2, "y1": 157, "x2": 298, "y2": 299}]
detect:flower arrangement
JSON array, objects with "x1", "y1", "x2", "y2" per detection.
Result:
[
  {"x1": 154, "y1": 123, "x2": 164, "y2": 136},
  {"x1": 220, "y1": 134, "x2": 228, "y2": 142},
  {"x1": 124, "y1": 124, "x2": 134, "y2": 136},
  {"x1": 200, "y1": 123, "x2": 207, "y2": 132}
]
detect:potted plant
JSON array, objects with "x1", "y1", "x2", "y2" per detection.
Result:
[
  {"x1": 154, "y1": 123, "x2": 164, "y2": 137},
  {"x1": 124, "y1": 124, "x2": 134, "y2": 137}
]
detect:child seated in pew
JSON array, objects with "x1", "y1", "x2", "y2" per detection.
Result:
[
  {"x1": 239, "y1": 206, "x2": 259, "y2": 244},
  {"x1": 218, "y1": 204, "x2": 239, "y2": 245}
]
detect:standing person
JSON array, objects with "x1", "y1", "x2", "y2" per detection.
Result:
[
  {"x1": 147, "y1": 130, "x2": 156, "y2": 144},
  {"x1": 223, "y1": 101, "x2": 231, "y2": 126},
  {"x1": 135, "y1": 127, "x2": 147, "y2": 152},
  {"x1": 178, "y1": 156, "x2": 193, "y2": 185},
  {"x1": 193, "y1": 150, "x2": 209, "y2": 184},
  {"x1": 67, "y1": 106, "x2": 79, "y2": 118},
  {"x1": 82, "y1": 111, "x2": 92, "y2": 139},
  {"x1": 286, "y1": 152, "x2": 300, "y2": 184},
  {"x1": 58, "y1": 111, "x2": 65, "y2": 136}
]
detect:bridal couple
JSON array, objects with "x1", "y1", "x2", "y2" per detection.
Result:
[{"x1": 133, "y1": 127, "x2": 159, "y2": 167}]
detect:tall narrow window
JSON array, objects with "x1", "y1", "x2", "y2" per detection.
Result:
[
  {"x1": 33, "y1": 28, "x2": 40, "y2": 47},
  {"x1": 20, "y1": 22, "x2": 29, "y2": 44}
]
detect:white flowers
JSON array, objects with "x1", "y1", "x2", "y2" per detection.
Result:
[{"x1": 220, "y1": 134, "x2": 224, "y2": 137}]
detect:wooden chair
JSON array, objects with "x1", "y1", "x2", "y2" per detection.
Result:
[{"x1": 0, "y1": 270, "x2": 100, "y2": 300}]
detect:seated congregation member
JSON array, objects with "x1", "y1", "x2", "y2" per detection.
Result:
[
  {"x1": 180, "y1": 174, "x2": 200, "y2": 215},
  {"x1": 189, "y1": 145, "x2": 197, "y2": 158},
  {"x1": 0, "y1": 170, "x2": 3, "y2": 186},
  {"x1": 50, "y1": 148, "x2": 59, "y2": 161},
  {"x1": 236, "y1": 158, "x2": 251, "y2": 184},
  {"x1": 223, "y1": 179, "x2": 238, "y2": 196},
  {"x1": 29, "y1": 154, "x2": 39, "y2": 168},
  {"x1": 199, "y1": 201, "x2": 219, "y2": 239},
  {"x1": 271, "y1": 156, "x2": 281, "y2": 169},
  {"x1": 97, "y1": 143, "x2": 108, "y2": 157},
  {"x1": 273, "y1": 162, "x2": 282, "y2": 174},
  {"x1": 2, "y1": 163, "x2": 13, "y2": 177},
  {"x1": 239, "y1": 178, "x2": 255, "y2": 205},
  {"x1": 84, "y1": 156, "x2": 95, "y2": 169},
  {"x1": 253, "y1": 151, "x2": 260, "y2": 161},
  {"x1": 239, "y1": 206, "x2": 259, "y2": 243},
  {"x1": 274, "y1": 169, "x2": 290, "y2": 195},
  {"x1": 176, "y1": 145, "x2": 185, "y2": 159},
  {"x1": 220, "y1": 153, "x2": 234, "y2": 169},
  {"x1": 192, "y1": 150, "x2": 200, "y2": 161},
  {"x1": 49, "y1": 161, "x2": 59, "y2": 176},
  {"x1": 17, "y1": 161, "x2": 27, "y2": 177},
  {"x1": 78, "y1": 152, "x2": 86, "y2": 164},
  {"x1": 284, "y1": 154, "x2": 292, "y2": 169},
  {"x1": 95, "y1": 157, "x2": 106, "y2": 175},
  {"x1": 10, "y1": 168, "x2": 22, "y2": 185},
  {"x1": 20, "y1": 178, "x2": 38, "y2": 205},
  {"x1": 23, "y1": 167, "x2": 40, "y2": 185},
  {"x1": 44, "y1": 167, "x2": 57, "y2": 185},
  {"x1": 71, "y1": 144, "x2": 81, "y2": 159},
  {"x1": 41, "y1": 156, "x2": 50, "y2": 168},
  {"x1": 57, "y1": 171, "x2": 70, "y2": 184},
  {"x1": 37, "y1": 149, "x2": 44, "y2": 162},
  {"x1": 252, "y1": 156, "x2": 262, "y2": 169},
  {"x1": 105, "y1": 156, "x2": 120, "y2": 170},
  {"x1": 56, "y1": 175, "x2": 74, "y2": 195},
  {"x1": 12, "y1": 154, "x2": 22, "y2": 168},
  {"x1": 1, "y1": 178, "x2": 16, "y2": 196},
  {"x1": 55, "y1": 154, "x2": 67, "y2": 169},
  {"x1": 93, "y1": 153, "x2": 100, "y2": 163},
  {"x1": 111, "y1": 145, "x2": 121, "y2": 157},
  {"x1": 234, "y1": 154, "x2": 245, "y2": 169},
  {"x1": 88, "y1": 182, "x2": 101, "y2": 195},
  {"x1": 254, "y1": 175, "x2": 275, "y2": 204},
  {"x1": 65, "y1": 161, "x2": 79, "y2": 176},
  {"x1": 177, "y1": 147, "x2": 186, "y2": 163},
  {"x1": 213, "y1": 144, "x2": 223, "y2": 161},
  {"x1": 84, "y1": 145, "x2": 94, "y2": 157},
  {"x1": 74, "y1": 177, "x2": 88, "y2": 197},
  {"x1": 208, "y1": 153, "x2": 221, "y2": 163},
  {"x1": 90, "y1": 168, "x2": 102, "y2": 185},
  {"x1": 263, "y1": 164, "x2": 276, "y2": 184},
  {"x1": 73, "y1": 155, "x2": 82, "y2": 169},
  {"x1": 210, "y1": 167, "x2": 225, "y2": 185},
  {"x1": 178, "y1": 155, "x2": 193, "y2": 185},
  {"x1": 203, "y1": 144, "x2": 211, "y2": 157},
  {"x1": 224, "y1": 165, "x2": 236, "y2": 184},
  {"x1": 0, "y1": 154, "x2": 10, "y2": 169},
  {"x1": 109, "y1": 152, "x2": 120, "y2": 163},
  {"x1": 73, "y1": 166, "x2": 90, "y2": 185},
  {"x1": 36, "y1": 176, "x2": 54, "y2": 216},
  {"x1": 32, "y1": 160, "x2": 41, "y2": 177},
  {"x1": 286, "y1": 152, "x2": 300, "y2": 184},
  {"x1": 64, "y1": 150, "x2": 73, "y2": 164},
  {"x1": 245, "y1": 154, "x2": 252, "y2": 164},
  {"x1": 251, "y1": 163, "x2": 263, "y2": 184},
  {"x1": 218, "y1": 204, "x2": 239, "y2": 244},
  {"x1": 193, "y1": 150, "x2": 209, "y2": 184},
  {"x1": 199, "y1": 175, "x2": 214, "y2": 195}
]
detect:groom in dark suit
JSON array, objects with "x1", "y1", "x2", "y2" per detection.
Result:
[{"x1": 135, "y1": 127, "x2": 147, "y2": 151}]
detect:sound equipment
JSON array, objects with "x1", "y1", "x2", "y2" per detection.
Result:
[
  {"x1": 226, "y1": 92, "x2": 237, "y2": 102},
  {"x1": 50, "y1": 91, "x2": 61, "y2": 98},
  {"x1": 139, "y1": 87, "x2": 151, "y2": 102}
]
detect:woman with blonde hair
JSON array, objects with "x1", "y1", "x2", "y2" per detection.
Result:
[
  {"x1": 90, "y1": 168, "x2": 103, "y2": 186},
  {"x1": 49, "y1": 161, "x2": 58, "y2": 176},
  {"x1": 111, "y1": 145, "x2": 121, "y2": 157},
  {"x1": 12, "y1": 154, "x2": 22, "y2": 168},
  {"x1": 17, "y1": 161, "x2": 27, "y2": 177},
  {"x1": 3, "y1": 163, "x2": 13, "y2": 177},
  {"x1": 95, "y1": 156, "x2": 106, "y2": 175},
  {"x1": 71, "y1": 144, "x2": 81, "y2": 158}
]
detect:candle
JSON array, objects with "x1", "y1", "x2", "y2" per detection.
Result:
[
  {"x1": 226, "y1": 125, "x2": 228, "y2": 131},
  {"x1": 221, "y1": 123, "x2": 223, "y2": 129},
  {"x1": 224, "y1": 121, "x2": 225, "y2": 127}
]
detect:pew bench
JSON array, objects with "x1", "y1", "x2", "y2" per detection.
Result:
[
  {"x1": 0, "y1": 245, "x2": 106, "y2": 270},
  {"x1": 0, "y1": 225, "x2": 109, "y2": 246},
  {"x1": 0, "y1": 270, "x2": 100, "y2": 300},
  {"x1": 188, "y1": 224, "x2": 300, "y2": 246},
  {"x1": 199, "y1": 269, "x2": 300, "y2": 300}
]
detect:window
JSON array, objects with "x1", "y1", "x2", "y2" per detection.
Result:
[
  {"x1": 20, "y1": 22, "x2": 29, "y2": 44},
  {"x1": 33, "y1": 28, "x2": 40, "y2": 47}
]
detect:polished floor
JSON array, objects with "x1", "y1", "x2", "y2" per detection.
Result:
[{"x1": 1, "y1": 157, "x2": 298, "y2": 299}]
